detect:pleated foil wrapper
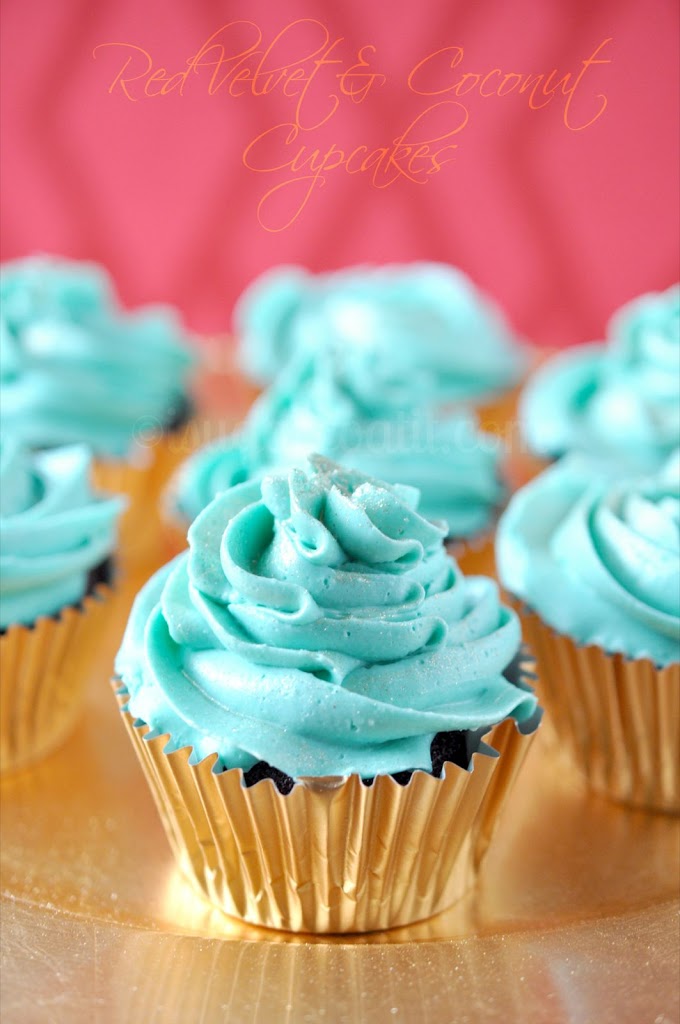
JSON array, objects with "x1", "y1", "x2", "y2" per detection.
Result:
[
  {"x1": 0, "y1": 584, "x2": 113, "y2": 773},
  {"x1": 521, "y1": 609, "x2": 680, "y2": 814},
  {"x1": 476, "y1": 384, "x2": 522, "y2": 440},
  {"x1": 115, "y1": 683, "x2": 541, "y2": 934},
  {"x1": 92, "y1": 420, "x2": 199, "y2": 566},
  {"x1": 449, "y1": 528, "x2": 496, "y2": 579}
]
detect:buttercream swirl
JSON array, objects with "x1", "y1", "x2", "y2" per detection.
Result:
[
  {"x1": 170, "y1": 354, "x2": 505, "y2": 538},
  {"x1": 0, "y1": 437, "x2": 125, "y2": 628},
  {"x1": 0, "y1": 254, "x2": 115, "y2": 336},
  {"x1": 496, "y1": 453, "x2": 680, "y2": 665},
  {"x1": 520, "y1": 284, "x2": 680, "y2": 469},
  {"x1": 119, "y1": 457, "x2": 536, "y2": 778},
  {"x1": 0, "y1": 255, "x2": 195, "y2": 457},
  {"x1": 236, "y1": 262, "x2": 527, "y2": 403},
  {"x1": 169, "y1": 436, "x2": 253, "y2": 526}
]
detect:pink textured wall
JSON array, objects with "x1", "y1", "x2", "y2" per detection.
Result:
[{"x1": 1, "y1": 0, "x2": 678, "y2": 346}]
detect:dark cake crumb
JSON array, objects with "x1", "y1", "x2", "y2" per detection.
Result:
[
  {"x1": 243, "y1": 761, "x2": 296, "y2": 795},
  {"x1": 240, "y1": 651, "x2": 529, "y2": 795},
  {"x1": 164, "y1": 397, "x2": 194, "y2": 433},
  {"x1": 87, "y1": 557, "x2": 114, "y2": 592},
  {"x1": 243, "y1": 729, "x2": 470, "y2": 795},
  {"x1": 429, "y1": 730, "x2": 469, "y2": 778}
]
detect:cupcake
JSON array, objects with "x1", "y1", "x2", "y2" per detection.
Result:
[
  {"x1": 0, "y1": 255, "x2": 196, "y2": 563},
  {"x1": 519, "y1": 284, "x2": 679, "y2": 478},
  {"x1": 236, "y1": 263, "x2": 528, "y2": 428},
  {"x1": 116, "y1": 455, "x2": 541, "y2": 933},
  {"x1": 165, "y1": 351, "x2": 507, "y2": 568},
  {"x1": 0, "y1": 437, "x2": 124, "y2": 772},
  {"x1": 496, "y1": 452, "x2": 679, "y2": 813}
]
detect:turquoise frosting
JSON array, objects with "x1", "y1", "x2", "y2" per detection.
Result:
[
  {"x1": 119, "y1": 457, "x2": 536, "y2": 778},
  {"x1": 170, "y1": 354, "x2": 505, "y2": 539},
  {"x1": 169, "y1": 437, "x2": 253, "y2": 527},
  {"x1": 0, "y1": 254, "x2": 115, "y2": 336},
  {"x1": 236, "y1": 263, "x2": 527, "y2": 402},
  {"x1": 496, "y1": 453, "x2": 680, "y2": 666},
  {"x1": 0, "y1": 437, "x2": 125, "y2": 628},
  {"x1": 521, "y1": 284, "x2": 679, "y2": 469},
  {"x1": 0, "y1": 255, "x2": 195, "y2": 458}
]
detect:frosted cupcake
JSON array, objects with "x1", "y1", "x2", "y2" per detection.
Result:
[
  {"x1": 116, "y1": 456, "x2": 541, "y2": 933},
  {"x1": 166, "y1": 352, "x2": 507, "y2": 571},
  {"x1": 496, "y1": 453, "x2": 679, "y2": 812},
  {"x1": 520, "y1": 284, "x2": 679, "y2": 475},
  {"x1": 236, "y1": 263, "x2": 528, "y2": 429},
  {"x1": 0, "y1": 255, "x2": 195, "y2": 562},
  {"x1": 1, "y1": 437, "x2": 124, "y2": 772}
]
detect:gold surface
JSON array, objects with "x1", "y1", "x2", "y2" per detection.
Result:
[{"x1": 2, "y1": 364, "x2": 680, "y2": 1021}]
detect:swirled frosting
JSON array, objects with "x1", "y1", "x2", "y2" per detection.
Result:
[
  {"x1": 0, "y1": 254, "x2": 115, "y2": 336},
  {"x1": 0, "y1": 437, "x2": 125, "y2": 628},
  {"x1": 170, "y1": 354, "x2": 506, "y2": 538},
  {"x1": 496, "y1": 453, "x2": 680, "y2": 665},
  {"x1": 119, "y1": 457, "x2": 536, "y2": 778},
  {"x1": 0, "y1": 255, "x2": 195, "y2": 457},
  {"x1": 520, "y1": 284, "x2": 680, "y2": 469},
  {"x1": 236, "y1": 263, "x2": 527, "y2": 403},
  {"x1": 169, "y1": 436, "x2": 253, "y2": 526}
]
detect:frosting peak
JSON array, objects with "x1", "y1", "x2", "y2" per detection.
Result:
[
  {"x1": 521, "y1": 284, "x2": 680, "y2": 469},
  {"x1": 118, "y1": 458, "x2": 536, "y2": 778},
  {"x1": 497, "y1": 453, "x2": 680, "y2": 665},
  {"x1": 0, "y1": 255, "x2": 195, "y2": 458},
  {"x1": 237, "y1": 263, "x2": 527, "y2": 402},
  {"x1": 170, "y1": 353, "x2": 506, "y2": 538}
]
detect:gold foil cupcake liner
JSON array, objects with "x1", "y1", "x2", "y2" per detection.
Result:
[
  {"x1": 520, "y1": 610, "x2": 680, "y2": 814},
  {"x1": 115, "y1": 685, "x2": 540, "y2": 934},
  {"x1": 92, "y1": 420, "x2": 200, "y2": 567},
  {"x1": 476, "y1": 384, "x2": 522, "y2": 438},
  {"x1": 449, "y1": 529, "x2": 496, "y2": 578},
  {"x1": 0, "y1": 585, "x2": 113, "y2": 774}
]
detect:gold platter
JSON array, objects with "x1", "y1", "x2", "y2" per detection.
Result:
[{"x1": 1, "y1": 364, "x2": 679, "y2": 1023}]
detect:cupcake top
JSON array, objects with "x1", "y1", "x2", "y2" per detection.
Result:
[
  {"x1": 496, "y1": 453, "x2": 680, "y2": 666},
  {"x1": 168, "y1": 436, "x2": 253, "y2": 527},
  {"x1": 118, "y1": 457, "x2": 536, "y2": 779},
  {"x1": 0, "y1": 255, "x2": 195, "y2": 458},
  {"x1": 169, "y1": 353, "x2": 506, "y2": 539},
  {"x1": 0, "y1": 437, "x2": 125, "y2": 628},
  {"x1": 236, "y1": 263, "x2": 527, "y2": 403},
  {"x1": 520, "y1": 284, "x2": 679, "y2": 470}
]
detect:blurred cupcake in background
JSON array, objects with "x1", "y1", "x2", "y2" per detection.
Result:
[
  {"x1": 116, "y1": 456, "x2": 541, "y2": 933},
  {"x1": 0, "y1": 255, "x2": 196, "y2": 565},
  {"x1": 0, "y1": 436, "x2": 124, "y2": 773},
  {"x1": 165, "y1": 350, "x2": 507, "y2": 573},
  {"x1": 235, "y1": 262, "x2": 529, "y2": 432},
  {"x1": 496, "y1": 451, "x2": 680, "y2": 813},
  {"x1": 519, "y1": 284, "x2": 679, "y2": 480}
]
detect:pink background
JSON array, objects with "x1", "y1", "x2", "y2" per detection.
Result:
[{"x1": 1, "y1": 0, "x2": 678, "y2": 347}]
